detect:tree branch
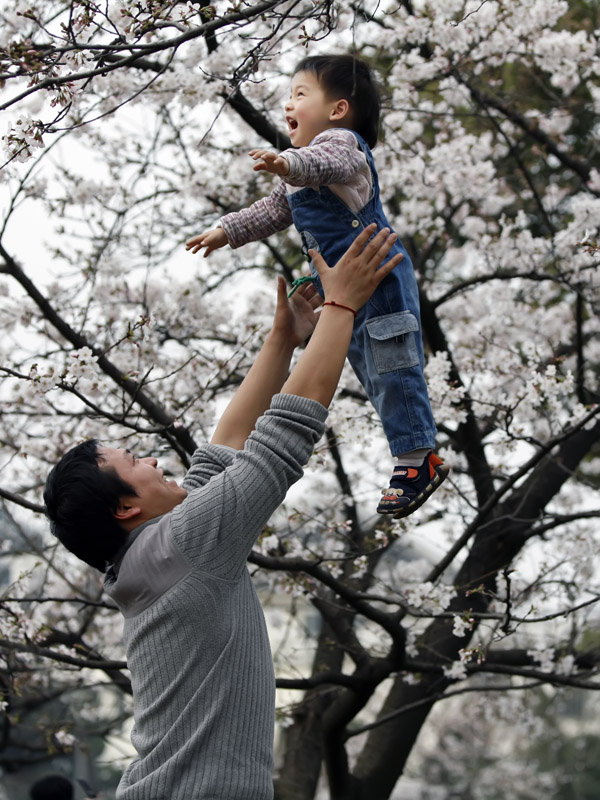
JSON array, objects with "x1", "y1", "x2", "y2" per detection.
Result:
[
  {"x1": 0, "y1": 243, "x2": 198, "y2": 461},
  {"x1": 0, "y1": 0, "x2": 289, "y2": 113}
]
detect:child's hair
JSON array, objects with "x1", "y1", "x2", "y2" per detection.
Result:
[{"x1": 293, "y1": 54, "x2": 381, "y2": 148}]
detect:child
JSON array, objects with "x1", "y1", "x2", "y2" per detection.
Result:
[{"x1": 186, "y1": 54, "x2": 448, "y2": 518}]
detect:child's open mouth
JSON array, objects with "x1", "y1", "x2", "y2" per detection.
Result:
[{"x1": 287, "y1": 117, "x2": 298, "y2": 133}]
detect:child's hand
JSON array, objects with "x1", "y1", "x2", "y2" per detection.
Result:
[
  {"x1": 185, "y1": 227, "x2": 228, "y2": 257},
  {"x1": 249, "y1": 149, "x2": 290, "y2": 177}
]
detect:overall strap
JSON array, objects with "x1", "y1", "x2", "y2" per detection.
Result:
[{"x1": 340, "y1": 128, "x2": 380, "y2": 197}]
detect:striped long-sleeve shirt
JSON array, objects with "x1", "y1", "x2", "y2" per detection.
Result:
[{"x1": 220, "y1": 128, "x2": 372, "y2": 249}]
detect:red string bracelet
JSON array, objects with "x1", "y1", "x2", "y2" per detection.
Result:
[{"x1": 322, "y1": 300, "x2": 357, "y2": 318}]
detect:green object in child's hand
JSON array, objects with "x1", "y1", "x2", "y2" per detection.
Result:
[{"x1": 287, "y1": 275, "x2": 317, "y2": 298}]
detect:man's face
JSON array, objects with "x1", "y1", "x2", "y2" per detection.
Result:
[{"x1": 98, "y1": 447, "x2": 188, "y2": 525}]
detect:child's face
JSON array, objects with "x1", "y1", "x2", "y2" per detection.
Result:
[{"x1": 285, "y1": 70, "x2": 343, "y2": 148}]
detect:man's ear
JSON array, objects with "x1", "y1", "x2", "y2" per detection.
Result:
[
  {"x1": 330, "y1": 98, "x2": 350, "y2": 122},
  {"x1": 114, "y1": 499, "x2": 142, "y2": 522}
]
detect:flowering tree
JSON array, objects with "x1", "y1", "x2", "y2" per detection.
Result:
[{"x1": 1, "y1": 1, "x2": 599, "y2": 798}]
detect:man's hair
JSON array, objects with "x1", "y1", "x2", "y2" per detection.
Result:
[
  {"x1": 30, "y1": 774, "x2": 74, "y2": 800},
  {"x1": 293, "y1": 54, "x2": 381, "y2": 148},
  {"x1": 44, "y1": 439, "x2": 136, "y2": 572}
]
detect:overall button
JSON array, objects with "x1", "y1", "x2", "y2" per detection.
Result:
[{"x1": 351, "y1": 219, "x2": 360, "y2": 228}]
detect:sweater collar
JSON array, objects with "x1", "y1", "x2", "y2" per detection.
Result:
[{"x1": 105, "y1": 515, "x2": 164, "y2": 578}]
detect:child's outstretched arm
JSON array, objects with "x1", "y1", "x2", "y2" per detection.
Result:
[
  {"x1": 219, "y1": 184, "x2": 293, "y2": 250},
  {"x1": 186, "y1": 227, "x2": 229, "y2": 257},
  {"x1": 186, "y1": 182, "x2": 293, "y2": 255},
  {"x1": 253, "y1": 129, "x2": 366, "y2": 189}
]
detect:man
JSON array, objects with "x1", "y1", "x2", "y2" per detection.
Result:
[{"x1": 44, "y1": 226, "x2": 401, "y2": 799}]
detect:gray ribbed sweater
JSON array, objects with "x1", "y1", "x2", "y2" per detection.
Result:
[{"x1": 103, "y1": 394, "x2": 327, "y2": 799}]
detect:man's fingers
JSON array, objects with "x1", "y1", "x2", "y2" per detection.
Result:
[
  {"x1": 343, "y1": 223, "x2": 378, "y2": 259},
  {"x1": 294, "y1": 282, "x2": 322, "y2": 309},
  {"x1": 302, "y1": 283, "x2": 321, "y2": 307},
  {"x1": 308, "y1": 249, "x2": 328, "y2": 278},
  {"x1": 276, "y1": 275, "x2": 287, "y2": 306},
  {"x1": 309, "y1": 291, "x2": 323, "y2": 309},
  {"x1": 359, "y1": 227, "x2": 393, "y2": 261},
  {"x1": 373, "y1": 253, "x2": 403, "y2": 285},
  {"x1": 368, "y1": 232, "x2": 398, "y2": 267}
]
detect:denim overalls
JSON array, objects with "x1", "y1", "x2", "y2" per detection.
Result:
[{"x1": 286, "y1": 130, "x2": 437, "y2": 456}]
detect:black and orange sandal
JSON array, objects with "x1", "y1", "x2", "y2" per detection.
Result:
[{"x1": 377, "y1": 452, "x2": 449, "y2": 518}]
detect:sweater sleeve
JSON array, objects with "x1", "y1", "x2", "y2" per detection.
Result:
[
  {"x1": 282, "y1": 129, "x2": 368, "y2": 188},
  {"x1": 170, "y1": 394, "x2": 328, "y2": 580},
  {"x1": 220, "y1": 181, "x2": 292, "y2": 249},
  {"x1": 182, "y1": 444, "x2": 237, "y2": 492}
]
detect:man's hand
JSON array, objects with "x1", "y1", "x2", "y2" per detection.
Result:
[
  {"x1": 272, "y1": 276, "x2": 321, "y2": 348},
  {"x1": 186, "y1": 227, "x2": 229, "y2": 256},
  {"x1": 210, "y1": 277, "x2": 318, "y2": 449},
  {"x1": 249, "y1": 149, "x2": 290, "y2": 177},
  {"x1": 280, "y1": 225, "x2": 403, "y2": 407},
  {"x1": 311, "y1": 224, "x2": 403, "y2": 312}
]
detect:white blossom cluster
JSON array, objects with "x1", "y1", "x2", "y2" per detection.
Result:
[
  {"x1": 451, "y1": 612, "x2": 474, "y2": 638},
  {"x1": 527, "y1": 647, "x2": 577, "y2": 676},
  {"x1": 2, "y1": 114, "x2": 45, "y2": 163},
  {"x1": 442, "y1": 660, "x2": 468, "y2": 681},
  {"x1": 424, "y1": 351, "x2": 467, "y2": 426},
  {"x1": 404, "y1": 581, "x2": 455, "y2": 614}
]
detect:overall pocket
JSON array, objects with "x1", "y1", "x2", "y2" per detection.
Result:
[
  {"x1": 367, "y1": 311, "x2": 420, "y2": 373},
  {"x1": 300, "y1": 230, "x2": 321, "y2": 262}
]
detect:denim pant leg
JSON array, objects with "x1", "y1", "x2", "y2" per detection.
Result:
[
  {"x1": 311, "y1": 262, "x2": 437, "y2": 456},
  {"x1": 347, "y1": 314, "x2": 437, "y2": 455}
]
